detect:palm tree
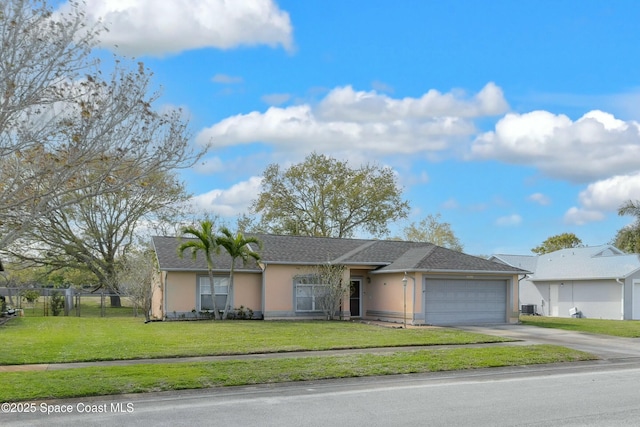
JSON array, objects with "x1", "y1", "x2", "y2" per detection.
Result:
[
  {"x1": 215, "y1": 227, "x2": 261, "y2": 319},
  {"x1": 617, "y1": 200, "x2": 640, "y2": 253},
  {"x1": 619, "y1": 200, "x2": 640, "y2": 218},
  {"x1": 176, "y1": 220, "x2": 222, "y2": 320}
]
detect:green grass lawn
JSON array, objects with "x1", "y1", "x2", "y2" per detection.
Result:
[
  {"x1": 0, "y1": 317, "x2": 512, "y2": 365},
  {"x1": 0, "y1": 345, "x2": 595, "y2": 401},
  {"x1": 520, "y1": 315, "x2": 640, "y2": 337},
  {"x1": 0, "y1": 317, "x2": 598, "y2": 402}
]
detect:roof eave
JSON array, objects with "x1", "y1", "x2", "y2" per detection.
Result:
[
  {"x1": 372, "y1": 268, "x2": 529, "y2": 275},
  {"x1": 530, "y1": 275, "x2": 629, "y2": 282},
  {"x1": 261, "y1": 261, "x2": 388, "y2": 267},
  {"x1": 160, "y1": 268, "x2": 261, "y2": 273}
]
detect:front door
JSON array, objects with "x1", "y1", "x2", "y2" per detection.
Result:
[{"x1": 350, "y1": 279, "x2": 362, "y2": 317}]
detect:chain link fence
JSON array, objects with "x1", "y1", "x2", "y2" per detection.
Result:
[{"x1": 0, "y1": 287, "x2": 144, "y2": 318}]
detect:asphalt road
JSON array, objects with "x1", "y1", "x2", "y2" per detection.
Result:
[
  {"x1": 4, "y1": 324, "x2": 640, "y2": 426},
  {"x1": 3, "y1": 358, "x2": 640, "y2": 427}
]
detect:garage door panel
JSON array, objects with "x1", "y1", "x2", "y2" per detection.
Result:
[{"x1": 425, "y1": 279, "x2": 507, "y2": 325}]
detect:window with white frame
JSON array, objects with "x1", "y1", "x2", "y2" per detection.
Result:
[
  {"x1": 198, "y1": 276, "x2": 229, "y2": 311},
  {"x1": 295, "y1": 275, "x2": 328, "y2": 312}
]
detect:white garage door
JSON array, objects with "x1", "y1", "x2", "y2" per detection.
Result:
[{"x1": 425, "y1": 279, "x2": 507, "y2": 325}]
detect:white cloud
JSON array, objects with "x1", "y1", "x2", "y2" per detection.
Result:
[
  {"x1": 402, "y1": 169, "x2": 430, "y2": 187},
  {"x1": 316, "y1": 82, "x2": 507, "y2": 122},
  {"x1": 442, "y1": 198, "x2": 459, "y2": 209},
  {"x1": 212, "y1": 74, "x2": 244, "y2": 84},
  {"x1": 564, "y1": 172, "x2": 640, "y2": 225},
  {"x1": 196, "y1": 83, "x2": 508, "y2": 157},
  {"x1": 192, "y1": 156, "x2": 225, "y2": 174},
  {"x1": 563, "y1": 207, "x2": 605, "y2": 226},
  {"x1": 64, "y1": 0, "x2": 293, "y2": 56},
  {"x1": 563, "y1": 172, "x2": 640, "y2": 225},
  {"x1": 577, "y1": 172, "x2": 640, "y2": 211},
  {"x1": 189, "y1": 176, "x2": 263, "y2": 216},
  {"x1": 527, "y1": 193, "x2": 551, "y2": 205},
  {"x1": 472, "y1": 110, "x2": 640, "y2": 183},
  {"x1": 495, "y1": 214, "x2": 522, "y2": 227}
]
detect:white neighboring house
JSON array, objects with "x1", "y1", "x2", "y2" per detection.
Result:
[{"x1": 490, "y1": 245, "x2": 640, "y2": 320}]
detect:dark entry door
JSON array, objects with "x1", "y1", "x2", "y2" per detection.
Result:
[{"x1": 350, "y1": 279, "x2": 361, "y2": 317}]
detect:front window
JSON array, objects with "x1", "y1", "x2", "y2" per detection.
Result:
[
  {"x1": 198, "y1": 276, "x2": 229, "y2": 311},
  {"x1": 295, "y1": 275, "x2": 328, "y2": 312}
]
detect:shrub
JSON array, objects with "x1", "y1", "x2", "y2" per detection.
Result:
[
  {"x1": 50, "y1": 291, "x2": 65, "y2": 316},
  {"x1": 234, "y1": 305, "x2": 254, "y2": 320},
  {"x1": 21, "y1": 289, "x2": 41, "y2": 304}
]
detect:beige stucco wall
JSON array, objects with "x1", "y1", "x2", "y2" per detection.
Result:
[
  {"x1": 156, "y1": 270, "x2": 262, "y2": 319},
  {"x1": 364, "y1": 272, "x2": 416, "y2": 324},
  {"x1": 231, "y1": 273, "x2": 262, "y2": 313},
  {"x1": 154, "y1": 266, "x2": 519, "y2": 324},
  {"x1": 508, "y1": 273, "x2": 519, "y2": 323},
  {"x1": 165, "y1": 271, "x2": 198, "y2": 314},
  {"x1": 262, "y1": 264, "x2": 367, "y2": 319},
  {"x1": 262, "y1": 264, "x2": 297, "y2": 314}
]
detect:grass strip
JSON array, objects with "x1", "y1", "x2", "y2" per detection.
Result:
[
  {"x1": 0, "y1": 318, "x2": 510, "y2": 365},
  {"x1": 520, "y1": 315, "x2": 640, "y2": 338},
  {"x1": 0, "y1": 345, "x2": 595, "y2": 402}
]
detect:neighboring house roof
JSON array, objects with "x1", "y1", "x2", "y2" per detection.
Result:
[
  {"x1": 493, "y1": 245, "x2": 640, "y2": 281},
  {"x1": 490, "y1": 254, "x2": 538, "y2": 272},
  {"x1": 152, "y1": 234, "x2": 526, "y2": 275}
]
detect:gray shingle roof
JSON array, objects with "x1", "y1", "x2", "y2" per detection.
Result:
[
  {"x1": 492, "y1": 245, "x2": 640, "y2": 281},
  {"x1": 490, "y1": 254, "x2": 538, "y2": 272},
  {"x1": 153, "y1": 234, "x2": 526, "y2": 275},
  {"x1": 153, "y1": 236, "x2": 262, "y2": 272},
  {"x1": 411, "y1": 245, "x2": 528, "y2": 273},
  {"x1": 529, "y1": 245, "x2": 640, "y2": 281},
  {"x1": 254, "y1": 234, "x2": 371, "y2": 264}
]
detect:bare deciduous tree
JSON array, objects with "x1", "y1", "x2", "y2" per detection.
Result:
[
  {"x1": 117, "y1": 248, "x2": 157, "y2": 322},
  {"x1": 1, "y1": 0, "x2": 100, "y2": 248},
  {"x1": 10, "y1": 167, "x2": 189, "y2": 306},
  {"x1": 1, "y1": 1, "x2": 204, "y2": 253},
  {"x1": 312, "y1": 263, "x2": 348, "y2": 320}
]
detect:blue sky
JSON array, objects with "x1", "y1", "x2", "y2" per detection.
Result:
[{"x1": 62, "y1": 0, "x2": 640, "y2": 255}]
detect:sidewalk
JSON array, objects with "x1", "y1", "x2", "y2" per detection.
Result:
[{"x1": 0, "y1": 341, "x2": 531, "y2": 372}]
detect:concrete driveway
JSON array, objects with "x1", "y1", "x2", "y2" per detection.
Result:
[{"x1": 458, "y1": 324, "x2": 640, "y2": 360}]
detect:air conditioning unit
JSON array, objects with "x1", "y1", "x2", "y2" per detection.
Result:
[{"x1": 521, "y1": 304, "x2": 536, "y2": 315}]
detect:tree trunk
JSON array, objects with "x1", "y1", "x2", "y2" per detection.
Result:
[
  {"x1": 222, "y1": 265, "x2": 235, "y2": 320},
  {"x1": 207, "y1": 269, "x2": 221, "y2": 320}
]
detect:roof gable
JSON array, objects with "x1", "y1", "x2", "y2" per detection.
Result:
[{"x1": 409, "y1": 245, "x2": 527, "y2": 274}]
